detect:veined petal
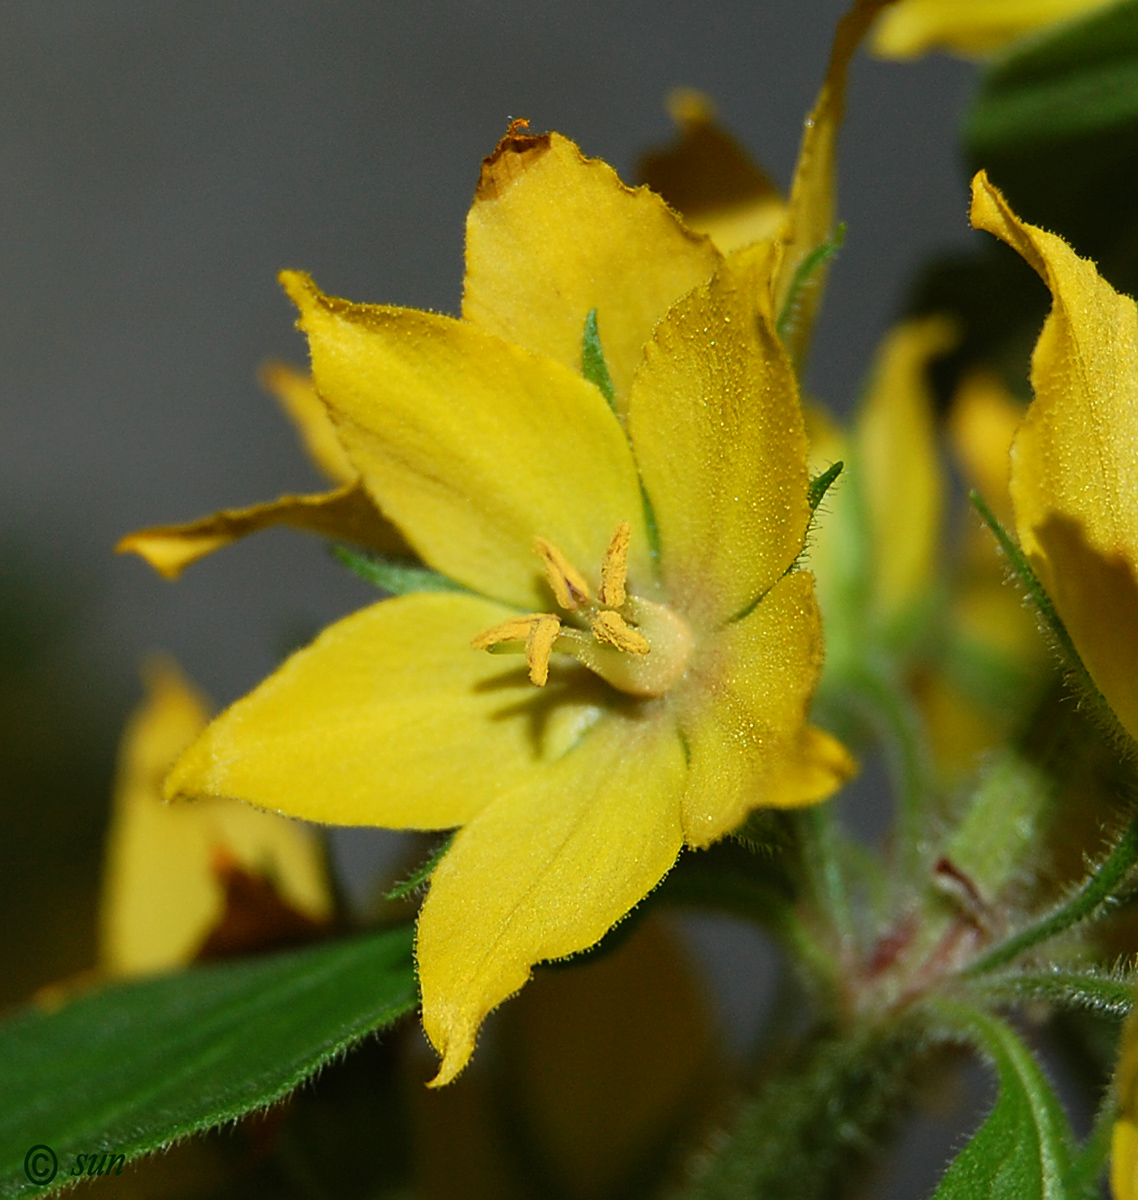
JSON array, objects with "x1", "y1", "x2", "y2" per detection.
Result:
[
  {"x1": 972, "y1": 171, "x2": 1138, "y2": 739},
  {"x1": 462, "y1": 127, "x2": 721, "y2": 413},
  {"x1": 167, "y1": 593, "x2": 613, "y2": 828},
  {"x1": 101, "y1": 660, "x2": 330, "y2": 975},
  {"x1": 284, "y1": 272, "x2": 651, "y2": 611},
  {"x1": 117, "y1": 480, "x2": 406, "y2": 580},
  {"x1": 639, "y1": 90, "x2": 786, "y2": 255},
  {"x1": 418, "y1": 712, "x2": 686, "y2": 1085},
  {"x1": 871, "y1": 0, "x2": 1112, "y2": 58},
  {"x1": 775, "y1": 0, "x2": 896, "y2": 360},
  {"x1": 858, "y1": 316, "x2": 955, "y2": 626},
  {"x1": 629, "y1": 250, "x2": 810, "y2": 629},
  {"x1": 260, "y1": 360, "x2": 357, "y2": 485},
  {"x1": 677, "y1": 570, "x2": 852, "y2": 846}
]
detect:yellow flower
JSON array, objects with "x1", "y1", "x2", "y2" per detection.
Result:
[
  {"x1": 164, "y1": 126, "x2": 853, "y2": 1085},
  {"x1": 100, "y1": 659, "x2": 331, "y2": 975},
  {"x1": 970, "y1": 170, "x2": 1138, "y2": 744},
  {"x1": 117, "y1": 357, "x2": 406, "y2": 579},
  {"x1": 1115, "y1": 1010, "x2": 1138, "y2": 1200},
  {"x1": 871, "y1": 0, "x2": 1113, "y2": 58}
]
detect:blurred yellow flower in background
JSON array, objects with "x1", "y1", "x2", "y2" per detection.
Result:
[
  {"x1": 871, "y1": 0, "x2": 1113, "y2": 58},
  {"x1": 100, "y1": 660, "x2": 331, "y2": 976}
]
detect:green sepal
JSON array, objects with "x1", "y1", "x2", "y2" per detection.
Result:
[
  {"x1": 332, "y1": 545, "x2": 467, "y2": 595},
  {"x1": 776, "y1": 222, "x2": 846, "y2": 349},
  {"x1": 384, "y1": 833, "x2": 456, "y2": 901},
  {"x1": 0, "y1": 926, "x2": 416, "y2": 1196},
  {"x1": 582, "y1": 308, "x2": 617, "y2": 414},
  {"x1": 807, "y1": 460, "x2": 843, "y2": 515},
  {"x1": 971, "y1": 968, "x2": 1136, "y2": 1019},
  {"x1": 927, "y1": 1002, "x2": 1073, "y2": 1200}
]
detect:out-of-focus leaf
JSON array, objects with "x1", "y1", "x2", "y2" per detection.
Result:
[{"x1": 0, "y1": 926, "x2": 415, "y2": 1197}]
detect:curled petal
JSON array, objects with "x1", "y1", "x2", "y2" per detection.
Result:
[{"x1": 117, "y1": 480, "x2": 406, "y2": 580}]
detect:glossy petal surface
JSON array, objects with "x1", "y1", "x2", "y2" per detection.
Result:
[
  {"x1": 972, "y1": 171, "x2": 1138, "y2": 739},
  {"x1": 463, "y1": 129, "x2": 720, "y2": 412},
  {"x1": 417, "y1": 711, "x2": 686, "y2": 1085},
  {"x1": 677, "y1": 570, "x2": 853, "y2": 846},
  {"x1": 118, "y1": 480, "x2": 404, "y2": 579},
  {"x1": 285, "y1": 272, "x2": 651, "y2": 610},
  {"x1": 168, "y1": 593, "x2": 611, "y2": 828},
  {"x1": 629, "y1": 252, "x2": 809, "y2": 629},
  {"x1": 101, "y1": 662, "x2": 330, "y2": 975}
]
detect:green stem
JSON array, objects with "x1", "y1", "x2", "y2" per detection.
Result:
[
  {"x1": 792, "y1": 805, "x2": 856, "y2": 955},
  {"x1": 965, "y1": 813, "x2": 1138, "y2": 976},
  {"x1": 848, "y1": 657, "x2": 931, "y2": 883}
]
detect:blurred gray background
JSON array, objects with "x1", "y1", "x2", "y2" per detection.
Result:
[
  {"x1": 0, "y1": 3, "x2": 981, "y2": 1191},
  {"x1": 0, "y1": 0, "x2": 975, "y2": 711}
]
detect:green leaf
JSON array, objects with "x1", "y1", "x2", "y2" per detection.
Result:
[
  {"x1": 332, "y1": 545, "x2": 466, "y2": 595},
  {"x1": 929, "y1": 1003, "x2": 1073, "y2": 1200},
  {"x1": 384, "y1": 833, "x2": 455, "y2": 901},
  {"x1": 807, "y1": 460, "x2": 843, "y2": 514},
  {"x1": 973, "y1": 969, "x2": 1136, "y2": 1018},
  {"x1": 581, "y1": 308, "x2": 617, "y2": 414},
  {"x1": 0, "y1": 926, "x2": 416, "y2": 1197}
]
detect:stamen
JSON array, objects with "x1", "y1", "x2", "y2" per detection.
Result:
[
  {"x1": 590, "y1": 610, "x2": 649, "y2": 654},
  {"x1": 598, "y1": 519, "x2": 631, "y2": 608},
  {"x1": 471, "y1": 614, "x2": 546, "y2": 651},
  {"x1": 534, "y1": 537, "x2": 591, "y2": 611},
  {"x1": 525, "y1": 614, "x2": 562, "y2": 686}
]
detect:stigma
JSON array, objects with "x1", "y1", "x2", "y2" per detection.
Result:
[{"x1": 472, "y1": 521, "x2": 693, "y2": 697}]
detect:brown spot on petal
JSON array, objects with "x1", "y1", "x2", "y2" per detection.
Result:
[{"x1": 476, "y1": 125, "x2": 553, "y2": 201}]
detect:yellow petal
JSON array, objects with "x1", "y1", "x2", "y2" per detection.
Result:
[
  {"x1": 857, "y1": 316, "x2": 955, "y2": 626},
  {"x1": 168, "y1": 593, "x2": 612, "y2": 828},
  {"x1": 283, "y1": 271, "x2": 651, "y2": 611},
  {"x1": 100, "y1": 660, "x2": 330, "y2": 975},
  {"x1": 775, "y1": 0, "x2": 896, "y2": 359},
  {"x1": 117, "y1": 480, "x2": 407, "y2": 580},
  {"x1": 871, "y1": 0, "x2": 1112, "y2": 59},
  {"x1": 462, "y1": 127, "x2": 721, "y2": 413},
  {"x1": 638, "y1": 89, "x2": 786, "y2": 255},
  {"x1": 628, "y1": 251, "x2": 810, "y2": 629},
  {"x1": 259, "y1": 360, "x2": 357, "y2": 485},
  {"x1": 971, "y1": 171, "x2": 1138, "y2": 740},
  {"x1": 1113, "y1": 1119, "x2": 1138, "y2": 1200},
  {"x1": 417, "y1": 712, "x2": 686, "y2": 1085},
  {"x1": 948, "y1": 368, "x2": 1025, "y2": 528},
  {"x1": 677, "y1": 570, "x2": 852, "y2": 846}
]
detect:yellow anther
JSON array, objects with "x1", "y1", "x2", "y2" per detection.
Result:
[
  {"x1": 471, "y1": 614, "x2": 546, "y2": 652},
  {"x1": 525, "y1": 614, "x2": 562, "y2": 686},
  {"x1": 598, "y1": 519, "x2": 631, "y2": 609},
  {"x1": 534, "y1": 537, "x2": 591, "y2": 611},
  {"x1": 590, "y1": 610, "x2": 650, "y2": 655}
]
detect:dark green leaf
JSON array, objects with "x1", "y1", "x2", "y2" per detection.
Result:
[
  {"x1": 807, "y1": 461, "x2": 843, "y2": 514},
  {"x1": 582, "y1": 308, "x2": 617, "y2": 413},
  {"x1": 332, "y1": 545, "x2": 466, "y2": 595},
  {"x1": 0, "y1": 926, "x2": 416, "y2": 1197},
  {"x1": 384, "y1": 833, "x2": 455, "y2": 901},
  {"x1": 929, "y1": 1003, "x2": 1073, "y2": 1200}
]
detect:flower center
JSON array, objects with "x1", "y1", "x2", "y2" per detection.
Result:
[{"x1": 471, "y1": 521, "x2": 693, "y2": 698}]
